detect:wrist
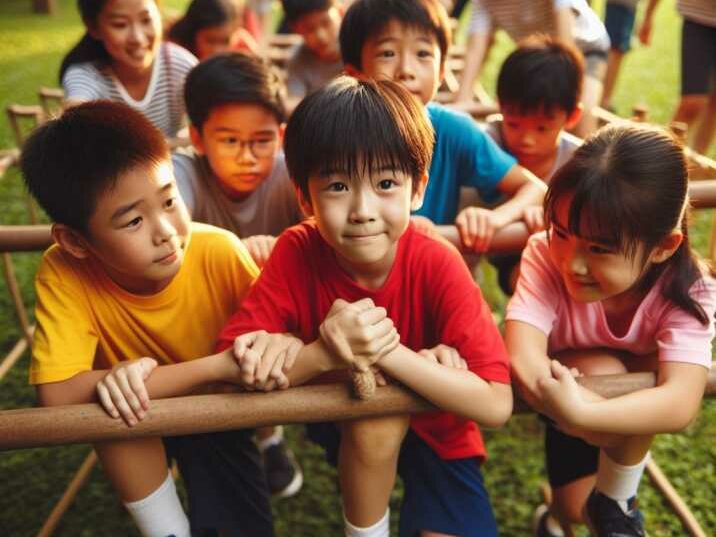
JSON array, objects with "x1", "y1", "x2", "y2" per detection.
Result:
[{"x1": 210, "y1": 349, "x2": 236, "y2": 383}]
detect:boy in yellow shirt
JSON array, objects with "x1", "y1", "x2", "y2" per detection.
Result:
[{"x1": 21, "y1": 101, "x2": 276, "y2": 537}]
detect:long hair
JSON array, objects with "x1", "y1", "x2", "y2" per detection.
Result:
[
  {"x1": 168, "y1": 0, "x2": 242, "y2": 56},
  {"x1": 545, "y1": 124, "x2": 711, "y2": 324}
]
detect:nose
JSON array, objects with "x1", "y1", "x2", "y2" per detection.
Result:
[
  {"x1": 236, "y1": 141, "x2": 257, "y2": 163},
  {"x1": 153, "y1": 215, "x2": 176, "y2": 245},
  {"x1": 521, "y1": 131, "x2": 536, "y2": 146},
  {"x1": 395, "y1": 52, "x2": 416, "y2": 82},
  {"x1": 567, "y1": 247, "x2": 589, "y2": 276},
  {"x1": 128, "y1": 22, "x2": 146, "y2": 45},
  {"x1": 348, "y1": 189, "x2": 376, "y2": 223}
]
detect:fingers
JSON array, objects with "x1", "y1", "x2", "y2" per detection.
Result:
[
  {"x1": 234, "y1": 331, "x2": 259, "y2": 359},
  {"x1": 96, "y1": 371, "x2": 141, "y2": 426},
  {"x1": 456, "y1": 208, "x2": 495, "y2": 252},
  {"x1": 357, "y1": 305, "x2": 388, "y2": 326}
]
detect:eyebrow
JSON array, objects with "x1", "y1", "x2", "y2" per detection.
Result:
[
  {"x1": 212, "y1": 128, "x2": 276, "y2": 136},
  {"x1": 552, "y1": 219, "x2": 615, "y2": 246},
  {"x1": 110, "y1": 183, "x2": 173, "y2": 222}
]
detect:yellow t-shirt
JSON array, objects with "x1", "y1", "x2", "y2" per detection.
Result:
[{"x1": 30, "y1": 223, "x2": 259, "y2": 385}]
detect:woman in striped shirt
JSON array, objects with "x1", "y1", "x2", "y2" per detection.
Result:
[{"x1": 60, "y1": 0, "x2": 197, "y2": 138}]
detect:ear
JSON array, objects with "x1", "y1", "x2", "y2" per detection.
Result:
[
  {"x1": 410, "y1": 172, "x2": 429, "y2": 211},
  {"x1": 189, "y1": 125, "x2": 206, "y2": 155},
  {"x1": 296, "y1": 185, "x2": 314, "y2": 217},
  {"x1": 277, "y1": 123, "x2": 286, "y2": 145},
  {"x1": 565, "y1": 104, "x2": 583, "y2": 130},
  {"x1": 51, "y1": 223, "x2": 92, "y2": 260},
  {"x1": 649, "y1": 230, "x2": 683, "y2": 264}
]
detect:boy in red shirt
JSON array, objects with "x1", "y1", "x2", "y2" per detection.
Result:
[{"x1": 217, "y1": 77, "x2": 513, "y2": 537}]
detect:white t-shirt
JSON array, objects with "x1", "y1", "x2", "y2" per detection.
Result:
[{"x1": 62, "y1": 42, "x2": 197, "y2": 137}]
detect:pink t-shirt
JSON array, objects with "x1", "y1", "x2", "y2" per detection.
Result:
[{"x1": 506, "y1": 232, "x2": 715, "y2": 369}]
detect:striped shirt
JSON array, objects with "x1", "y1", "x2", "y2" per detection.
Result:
[
  {"x1": 468, "y1": 0, "x2": 609, "y2": 54},
  {"x1": 61, "y1": 42, "x2": 197, "y2": 138},
  {"x1": 678, "y1": 0, "x2": 716, "y2": 27}
]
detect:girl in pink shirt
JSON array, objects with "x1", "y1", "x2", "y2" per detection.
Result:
[{"x1": 505, "y1": 125, "x2": 715, "y2": 537}]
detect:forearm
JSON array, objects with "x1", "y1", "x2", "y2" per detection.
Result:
[
  {"x1": 455, "y1": 32, "x2": 490, "y2": 102},
  {"x1": 37, "y1": 351, "x2": 234, "y2": 407},
  {"x1": 286, "y1": 339, "x2": 338, "y2": 386},
  {"x1": 493, "y1": 172, "x2": 546, "y2": 226},
  {"x1": 379, "y1": 344, "x2": 512, "y2": 427},
  {"x1": 554, "y1": 6, "x2": 575, "y2": 45},
  {"x1": 643, "y1": 0, "x2": 660, "y2": 21}
]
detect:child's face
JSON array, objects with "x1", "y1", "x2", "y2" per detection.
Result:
[
  {"x1": 194, "y1": 21, "x2": 243, "y2": 60},
  {"x1": 500, "y1": 106, "x2": 577, "y2": 165},
  {"x1": 292, "y1": 7, "x2": 342, "y2": 62},
  {"x1": 91, "y1": 0, "x2": 162, "y2": 73},
  {"x1": 548, "y1": 195, "x2": 648, "y2": 306},
  {"x1": 191, "y1": 103, "x2": 282, "y2": 201},
  {"x1": 83, "y1": 160, "x2": 190, "y2": 295},
  {"x1": 300, "y1": 164, "x2": 426, "y2": 287},
  {"x1": 357, "y1": 20, "x2": 443, "y2": 105}
]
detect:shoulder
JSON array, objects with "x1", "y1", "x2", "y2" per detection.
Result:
[
  {"x1": 402, "y1": 224, "x2": 466, "y2": 275},
  {"x1": 172, "y1": 149, "x2": 201, "y2": 182},
  {"x1": 36, "y1": 245, "x2": 81, "y2": 283},
  {"x1": 163, "y1": 42, "x2": 198, "y2": 72},
  {"x1": 484, "y1": 115, "x2": 504, "y2": 145},
  {"x1": 186, "y1": 222, "x2": 259, "y2": 277}
]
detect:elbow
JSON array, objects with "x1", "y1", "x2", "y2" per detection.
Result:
[
  {"x1": 664, "y1": 407, "x2": 699, "y2": 433},
  {"x1": 477, "y1": 383, "x2": 513, "y2": 428}
]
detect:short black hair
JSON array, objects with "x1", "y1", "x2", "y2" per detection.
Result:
[
  {"x1": 185, "y1": 52, "x2": 286, "y2": 131},
  {"x1": 340, "y1": 0, "x2": 451, "y2": 70},
  {"x1": 21, "y1": 101, "x2": 169, "y2": 233},
  {"x1": 284, "y1": 76, "x2": 434, "y2": 199},
  {"x1": 282, "y1": 0, "x2": 336, "y2": 24},
  {"x1": 497, "y1": 34, "x2": 584, "y2": 115}
]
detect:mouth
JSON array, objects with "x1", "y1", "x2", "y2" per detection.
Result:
[
  {"x1": 344, "y1": 232, "x2": 383, "y2": 241},
  {"x1": 154, "y1": 250, "x2": 178, "y2": 264}
]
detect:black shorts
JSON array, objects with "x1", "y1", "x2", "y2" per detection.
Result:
[
  {"x1": 164, "y1": 429, "x2": 274, "y2": 537},
  {"x1": 681, "y1": 18, "x2": 716, "y2": 96},
  {"x1": 542, "y1": 418, "x2": 599, "y2": 489}
]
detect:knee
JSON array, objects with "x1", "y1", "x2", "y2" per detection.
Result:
[{"x1": 341, "y1": 416, "x2": 409, "y2": 466}]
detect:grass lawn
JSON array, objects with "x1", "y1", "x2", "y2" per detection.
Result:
[{"x1": 0, "y1": 0, "x2": 714, "y2": 535}]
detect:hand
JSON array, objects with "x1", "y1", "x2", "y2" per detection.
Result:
[
  {"x1": 96, "y1": 358, "x2": 158, "y2": 426},
  {"x1": 243, "y1": 235, "x2": 277, "y2": 268},
  {"x1": 523, "y1": 206, "x2": 545, "y2": 234},
  {"x1": 637, "y1": 20, "x2": 653, "y2": 46},
  {"x1": 319, "y1": 298, "x2": 400, "y2": 371},
  {"x1": 455, "y1": 207, "x2": 506, "y2": 253},
  {"x1": 536, "y1": 360, "x2": 586, "y2": 427},
  {"x1": 233, "y1": 331, "x2": 303, "y2": 391},
  {"x1": 417, "y1": 344, "x2": 467, "y2": 370}
]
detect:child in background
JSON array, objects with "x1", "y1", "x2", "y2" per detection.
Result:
[
  {"x1": 340, "y1": 0, "x2": 546, "y2": 253},
  {"x1": 174, "y1": 51, "x2": 304, "y2": 496},
  {"x1": 22, "y1": 101, "x2": 275, "y2": 537},
  {"x1": 505, "y1": 125, "x2": 715, "y2": 537},
  {"x1": 484, "y1": 34, "x2": 584, "y2": 293},
  {"x1": 60, "y1": 0, "x2": 197, "y2": 138},
  {"x1": 282, "y1": 0, "x2": 344, "y2": 109},
  {"x1": 168, "y1": 0, "x2": 260, "y2": 59},
  {"x1": 219, "y1": 77, "x2": 513, "y2": 537}
]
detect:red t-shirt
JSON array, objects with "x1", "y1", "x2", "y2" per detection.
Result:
[{"x1": 217, "y1": 221, "x2": 510, "y2": 460}]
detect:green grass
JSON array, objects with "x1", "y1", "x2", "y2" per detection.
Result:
[{"x1": 0, "y1": 0, "x2": 714, "y2": 535}]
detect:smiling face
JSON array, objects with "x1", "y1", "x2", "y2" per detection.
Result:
[
  {"x1": 292, "y1": 7, "x2": 342, "y2": 62},
  {"x1": 191, "y1": 103, "x2": 282, "y2": 201},
  {"x1": 301, "y1": 164, "x2": 426, "y2": 288},
  {"x1": 83, "y1": 159, "x2": 190, "y2": 295},
  {"x1": 91, "y1": 0, "x2": 162, "y2": 74},
  {"x1": 358, "y1": 19, "x2": 443, "y2": 105},
  {"x1": 548, "y1": 195, "x2": 651, "y2": 307}
]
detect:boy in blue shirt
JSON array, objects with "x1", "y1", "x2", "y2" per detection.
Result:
[{"x1": 339, "y1": 0, "x2": 546, "y2": 252}]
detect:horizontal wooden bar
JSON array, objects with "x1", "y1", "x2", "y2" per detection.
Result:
[
  {"x1": 1, "y1": 371, "x2": 713, "y2": 451},
  {"x1": 0, "y1": 225, "x2": 52, "y2": 252}
]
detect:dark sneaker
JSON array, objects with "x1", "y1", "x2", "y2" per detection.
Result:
[
  {"x1": 583, "y1": 489, "x2": 645, "y2": 537},
  {"x1": 263, "y1": 441, "x2": 303, "y2": 498},
  {"x1": 532, "y1": 504, "x2": 564, "y2": 537}
]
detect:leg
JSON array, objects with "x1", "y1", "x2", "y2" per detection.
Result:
[
  {"x1": 256, "y1": 425, "x2": 303, "y2": 498},
  {"x1": 601, "y1": 50, "x2": 624, "y2": 110},
  {"x1": 95, "y1": 437, "x2": 190, "y2": 537},
  {"x1": 339, "y1": 415, "x2": 410, "y2": 528},
  {"x1": 692, "y1": 88, "x2": 716, "y2": 154},
  {"x1": 601, "y1": 3, "x2": 636, "y2": 110},
  {"x1": 573, "y1": 56, "x2": 607, "y2": 138}
]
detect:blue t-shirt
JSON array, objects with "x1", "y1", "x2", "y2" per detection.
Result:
[{"x1": 414, "y1": 102, "x2": 517, "y2": 224}]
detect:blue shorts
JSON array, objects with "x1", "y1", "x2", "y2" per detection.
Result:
[
  {"x1": 164, "y1": 429, "x2": 275, "y2": 537},
  {"x1": 605, "y1": 3, "x2": 636, "y2": 53},
  {"x1": 307, "y1": 423, "x2": 499, "y2": 537}
]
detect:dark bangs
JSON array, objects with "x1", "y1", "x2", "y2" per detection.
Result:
[{"x1": 284, "y1": 77, "x2": 434, "y2": 197}]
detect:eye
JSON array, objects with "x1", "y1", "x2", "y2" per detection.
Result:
[
  {"x1": 327, "y1": 182, "x2": 348, "y2": 192},
  {"x1": 124, "y1": 216, "x2": 142, "y2": 228},
  {"x1": 164, "y1": 196, "x2": 176, "y2": 209},
  {"x1": 220, "y1": 136, "x2": 238, "y2": 145},
  {"x1": 377, "y1": 49, "x2": 395, "y2": 58},
  {"x1": 417, "y1": 49, "x2": 434, "y2": 58},
  {"x1": 378, "y1": 178, "x2": 396, "y2": 190},
  {"x1": 588, "y1": 244, "x2": 613, "y2": 255},
  {"x1": 551, "y1": 227, "x2": 567, "y2": 240}
]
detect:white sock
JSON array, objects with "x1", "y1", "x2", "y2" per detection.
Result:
[
  {"x1": 344, "y1": 508, "x2": 390, "y2": 537},
  {"x1": 595, "y1": 451, "x2": 649, "y2": 511},
  {"x1": 257, "y1": 425, "x2": 284, "y2": 452},
  {"x1": 124, "y1": 472, "x2": 190, "y2": 537}
]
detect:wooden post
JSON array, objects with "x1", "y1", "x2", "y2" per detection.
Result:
[{"x1": 32, "y1": 0, "x2": 56, "y2": 14}]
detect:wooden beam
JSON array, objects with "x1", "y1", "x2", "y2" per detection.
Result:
[
  {"x1": 1, "y1": 371, "x2": 714, "y2": 451},
  {"x1": 0, "y1": 225, "x2": 53, "y2": 252}
]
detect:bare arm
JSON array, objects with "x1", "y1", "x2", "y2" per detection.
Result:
[
  {"x1": 554, "y1": 5, "x2": 575, "y2": 45},
  {"x1": 36, "y1": 350, "x2": 237, "y2": 407},
  {"x1": 455, "y1": 31, "x2": 492, "y2": 103},
  {"x1": 378, "y1": 344, "x2": 513, "y2": 428},
  {"x1": 492, "y1": 165, "x2": 547, "y2": 226}
]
